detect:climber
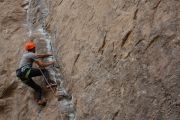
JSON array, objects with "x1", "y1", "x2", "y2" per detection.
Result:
[{"x1": 16, "y1": 40, "x2": 56, "y2": 106}]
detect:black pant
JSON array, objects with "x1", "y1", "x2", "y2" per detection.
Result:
[{"x1": 19, "y1": 68, "x2": 54, "y2": 100}]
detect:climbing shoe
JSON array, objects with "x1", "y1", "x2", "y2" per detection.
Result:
[
  {"x1": 46, "y1": 83, "x2": 57, "y2": 89},
  {"x1": 37, "y1": 98, "x2": 47, "y2": 106}
]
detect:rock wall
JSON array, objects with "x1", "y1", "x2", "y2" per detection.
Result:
[
  {"x1": 0, "y1": 0, "x2": 180, "y2": 120},
  {"x1": 0, "y1": 0, "x2": 62, "y2": 120},
  {"x1": 46, "y1": 0, "x2": 180, "y2": 119},
  {"x1": 0, "y1": 0, "x2": 27, "y2": 119}
]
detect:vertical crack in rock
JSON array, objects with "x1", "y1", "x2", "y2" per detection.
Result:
[
  {"x1": 135, "y1": 39, "x2": 144, "y2": 46},
  {"x1": 73, "y1": 53, "x2": 80, "y2": 66},
  {"x1": 145, "y1": 35, "x2": 160, "y2": 50},
  {"x1": 98, "y1": 31, "x2": 107, "y2": 54},
  {"x1": 88, "y1": 12, "x2": 95, "y2": 22},
  {"x1": 72, "y1": 53, "x2": 80, "y2": 74},
  {"x1": 121, "y1": 30, "x2": 132, "y2": 47},
  {"x1": 153, "y1": 0, "x2": 162, "y2": 9},
  {"x1": 58, "y1": 0, "x2": 65, "y2": 6},
  {"x1": 112, "y1": 110, "x2": 119, "y2": 120},
  {"x1": 133, "y1": 9, "x2": 138, "y2": 20},
  {"x1": 26, "y1": 0, "x2": 76, "y2": 119}
]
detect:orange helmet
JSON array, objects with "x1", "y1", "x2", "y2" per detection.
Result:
[{"x1": 25, "y1": 41, "x2": 36, "y2": 51}]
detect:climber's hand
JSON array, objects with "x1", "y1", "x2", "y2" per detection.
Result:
[
  {"x1": 49, "y1": 61, "x2": 55, "y2": 65},
  {"x1": 47, "y1": 53, "x2": 53, "y2": 56}
]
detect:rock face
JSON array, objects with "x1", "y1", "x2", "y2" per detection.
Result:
[
  {"x1": 0, "y1": 0, "x2": 62, "y2": 120},
  {"x1": 1, "y1": 0, "x2": 180, "y2": 120},
  {"x1": 46, "y1": 0, "x2": 180, "y2": 119},
  {"x1": 0, "y1": 0, "x2": 27, "y2": 119}
]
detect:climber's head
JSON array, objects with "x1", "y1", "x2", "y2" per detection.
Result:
[{"x1": 25, "y1": 41, "x2": 36, "y2": 53}]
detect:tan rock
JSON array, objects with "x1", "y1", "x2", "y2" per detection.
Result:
[
  {"x1": 46, "y1": 0, "x2": 180, "y2": 119},
  {"x1": 1, "y1": 0, "x2": 180, "y2": 120}
]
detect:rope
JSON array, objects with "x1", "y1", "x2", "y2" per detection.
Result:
[
  {"x1": 27, "y1": 0, "x2": 65, "y2": 119},
  {"x1": 38, "y1": 67, "x2": 56, "y2": 97},
  {"x1": 38, "y1": 67, "x2": 64, "y2": 120}
]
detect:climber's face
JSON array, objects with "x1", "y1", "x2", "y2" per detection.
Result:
[{"x1": 32, "y1": 47, "x2": 36, "y2": 53}]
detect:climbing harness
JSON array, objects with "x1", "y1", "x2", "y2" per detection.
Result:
[
  {"x1": 16, "y1": 64, "x2": 31, "y2": 83},
  {"x1": 25, "y1": 69, "x2": 31, "y2": 79}
]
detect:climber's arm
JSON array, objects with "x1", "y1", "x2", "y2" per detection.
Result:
[
  {"x1": 34, "y1": 60, "x2": 55, "y2": 68},
  {"x1": 36, "y1": 53, "x2": 53, "y2": 58}
]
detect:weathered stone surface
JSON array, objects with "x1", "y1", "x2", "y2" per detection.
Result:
[
  {"x1": 45, "y1": 0, "x2": 180, "y2": 119},
  {"x1": 0, "y1": 0, "x2": 28, "y2": 120},
  {"x1": 1, "y1": 0, "x2": 180, "y2": 120},
  {"x1": 0, "y1": 0, "x2": 60, "y2": 120}
]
